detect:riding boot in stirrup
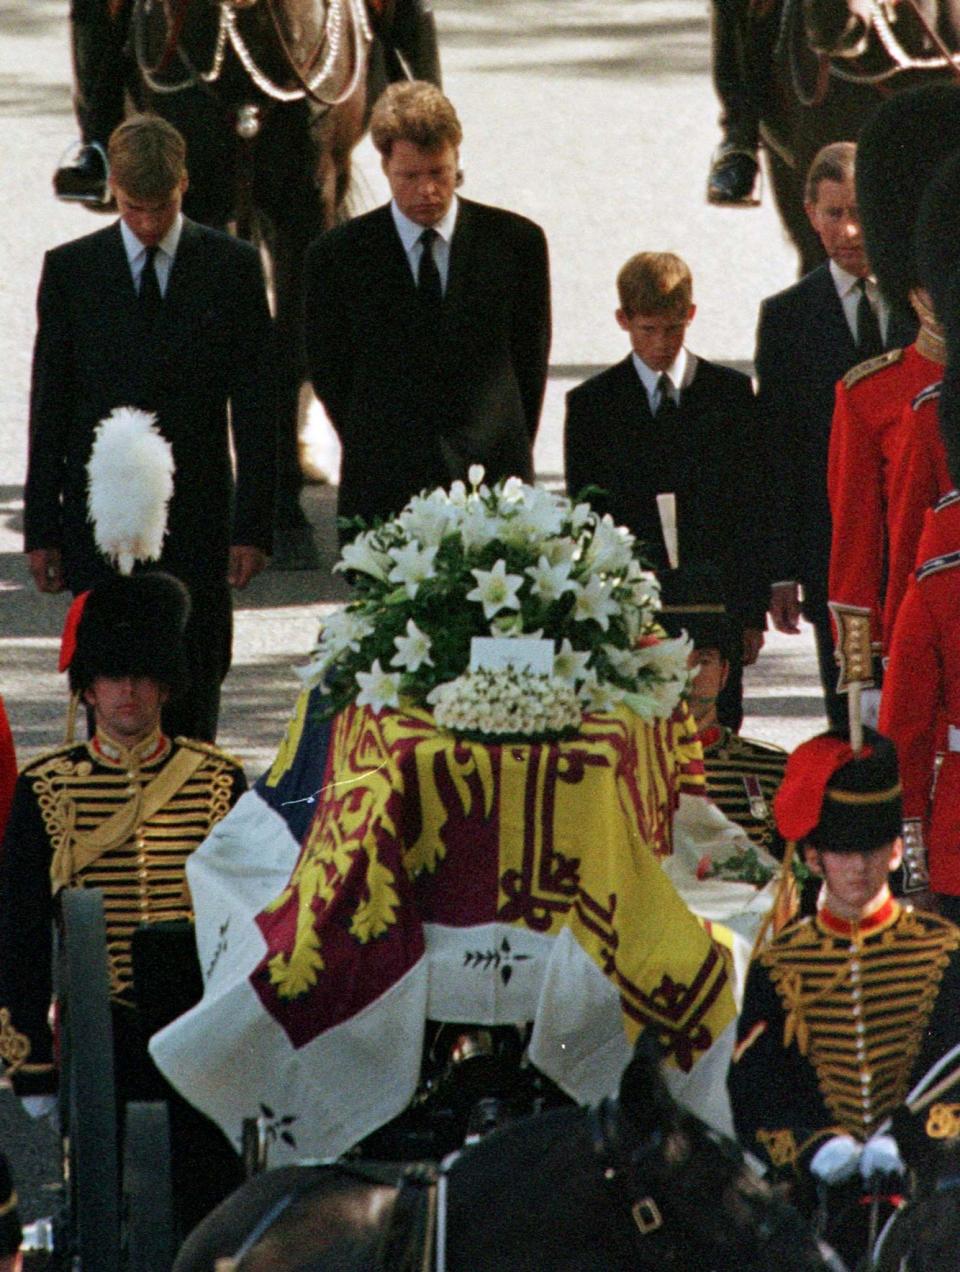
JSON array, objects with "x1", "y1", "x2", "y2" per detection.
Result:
[{"x1": 707, "y1": 143, "x2": 760, "y2": 204}]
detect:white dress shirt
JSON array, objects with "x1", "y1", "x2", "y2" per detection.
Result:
[
  {"x1": 391, "y1": 197, "x2": 459, "y2": 294},
  {"x1": 632, "y1": 346, "x2": 697, "y2": 414},
  {"x1": 120, "y1": 214, "x2": 183, "y2": 297},
  {"x1": 829, "y1": 259, "x2": 889, "y2": 346}
]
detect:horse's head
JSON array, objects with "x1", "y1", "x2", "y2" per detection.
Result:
[{"x1": 610, "y1": 1034, "x2": 842, "y2": 1271}]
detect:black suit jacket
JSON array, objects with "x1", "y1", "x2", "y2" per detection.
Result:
[
  {"x1": 25, "y1": 219, "x2": 277, "y2": 589},
  {"x1": 304, "y1": 198, "x2": 550, "y2": 531},
  {"x1": 754, "y1": 262, "x2": 915, "y2": 610},
  {"x1": 564, "y1": 355, "x2": 769, "y2": 630}
]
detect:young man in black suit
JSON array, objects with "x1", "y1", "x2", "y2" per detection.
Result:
[
  {"x1": 755, "y1": 141, "x2": 916, "y2": 728},
  {"x1": 25, "y1": 114, "x2": 277, "y2": 742},
  {"x1": 304, "y1": 81, "x2": 551, "y2": 539},
  {"x1": 564, "y1": 251, "x2": 768, "y2": 730}
]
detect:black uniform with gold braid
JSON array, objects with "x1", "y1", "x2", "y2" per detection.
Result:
[
  {"x1": 698, "y1": 724, "x2": 787, "y2": 858},
  {"x1": 728, "y1": 728, "x2": 960, "y2": 1263},
  {"x1": 0, "y1": 727, "x2": 245, "y2": 1096},
  {"x1": 0, "y1": 572, "x2": 247, "y2": 1230},
  {"x1": 659, "y1": 564, "x2": 788, "y2": 857}
]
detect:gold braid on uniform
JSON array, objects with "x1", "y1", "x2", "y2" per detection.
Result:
[
  {"x1": 29, "y1": 731, "x2": 238, "y2": 1007},
  {"x1": 700, "y1": 725, "x2": 787, "y2": 855},
  {"x1": 761, "y1": 903, "x2": 960, "y2": 1140}
]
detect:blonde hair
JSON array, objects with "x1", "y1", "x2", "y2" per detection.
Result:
[
  {"x1": 369, "y1": 81, "x2": 463, "y2": 158},
  {"x1": 617, "y1": 252, "x2": 693, "y2": 317},
  {"x1": 108, "y1": 114, "x2": 186, "y2": 199}
]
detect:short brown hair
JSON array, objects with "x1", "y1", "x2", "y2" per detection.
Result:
[
  {"x1": 617, "y1": 252, "x2": 693, "y2": 316},
  {"x1": 369, "y1": 81, "x2": 463, "y2": 158},
  {"x1": 804, "y1": 141, "x2": 856, "y2": 204},
  {"x1": 108, "y1": 114, "x2": 187, "y2": 199}
]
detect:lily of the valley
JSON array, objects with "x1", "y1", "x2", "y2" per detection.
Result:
[{"x1": 466, "y1": 558, "x2": 525, "y2": 619}]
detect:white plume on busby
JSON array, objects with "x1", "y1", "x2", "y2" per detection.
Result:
[{"x1": 86, "y1": 406, "x2": 174, "y2": 574}]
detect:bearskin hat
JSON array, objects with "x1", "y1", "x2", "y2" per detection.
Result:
[
  {"x1": 856, "y1": 83, "x2": 960, "y2": 325},
  {"x1": 915, "y1": 148, "x2": 960, "y2": 488},
  {"x1": 64, "y1": 572, "x2": 190, "y2": 698},
  {"x1": 657, "y1": 563, "x2": 736, "y2": 662},
  {"x1": 774, "y1": 726, "x2": 902, "y2": 852}
]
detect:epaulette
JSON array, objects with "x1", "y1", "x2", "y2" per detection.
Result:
[
  {"x1": 19, "y1": 740, "x2": 87, "y2": 778},
  {"x1": 174, "y1": 736, "x2": 244, "y2": 769},
  {"x1": 912, "y1": 381, "x2": 942, "y2": 411},
  {"x1": 842, "y1": 347, "x2": 903, "y2": 390}
]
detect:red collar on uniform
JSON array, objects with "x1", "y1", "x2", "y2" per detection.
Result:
[{"x1": 818, "y1": 892, "x2": 899, "y2": 938}]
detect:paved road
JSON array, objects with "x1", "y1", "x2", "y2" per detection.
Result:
[{"x1": 0, "y1": 0, "x2": 829, "y2": 1224}]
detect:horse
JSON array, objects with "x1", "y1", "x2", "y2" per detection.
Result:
[
  {"x1": 173, "y1": 1038, "x2": 845, "y2": 1272},
  {"x1": 129, "y1": 0, "x2": 375, "y2": 567},
  {"x1": 747, "y1": 0, "x2": 960, "y2": 273}
]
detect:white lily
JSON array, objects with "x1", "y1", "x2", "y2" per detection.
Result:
[
  {"x1": 467, "y1": 558, "x2": 525, "y2": 619},
  {"x1": 586, "y1": 514, "x2": 635, "y2": 573},
  {"x1": 553, "y1": 638, "x2": 592, "y2": 684},
  {"x1": 526, "y1": 555, "x2": 575, "y2": 602},
  {"x1": 571, "y1": 575, "x2": 620, "y2": 630},
  {"x1": 388, "y1": 540, "x2": 439, "y2": 599},
  {"x1": 468, "y1": 464, "x2": 486, "y2": 489},
  {"x1": 392, "y1": 618, "x2": 434, "y2": 672},
  {"x1": 354, "y1": 659, "x2": 401, "y2": 713},
  {"x1": 333, "y1": 534, "x2": 392, "y2": 581}
]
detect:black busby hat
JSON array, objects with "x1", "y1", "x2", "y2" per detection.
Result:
[
  {"x1": 63, "y1": 572, "x2": 190, "y2": 698},
  {"x1": 658, "y1": 563, "x2": 735, "y2": 661},
  {"x1": 856, "y1": 83, "x2": 960, "y2": 323},
  {"x1": 774, "y1": 726, "x2": 902, "y2": 853},
  {"x1": 915, "y1": 149, "x2": 960, "y2": 488}
]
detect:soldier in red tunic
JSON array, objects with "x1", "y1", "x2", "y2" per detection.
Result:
[
  {"x1": 879, "y1": 150, "x2": 960, "y2": 922},
  {"x1": 827, "y1": 304, "x2": 946, "y2": 660},
  {"x1": 827, "y1": 88, "x2": 960, "y2": 666}
]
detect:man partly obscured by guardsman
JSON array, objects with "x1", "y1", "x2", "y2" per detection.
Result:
[{"x1": 659, "y1": 565, "x2": 786, "y2": 860}]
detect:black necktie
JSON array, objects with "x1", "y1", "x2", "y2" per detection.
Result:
[
  {"x1": 655, "y1": 373, "x2": 677, "y2": 422},
  {"x1": 139, "y1": 245, "x2": 163, "y2": 314},
  {"x1": 417, "y1": 228, "x2": 442, "y2": 309},
  {"x1": 856, "y1": 279, "x2": 883, "y2": 360}
]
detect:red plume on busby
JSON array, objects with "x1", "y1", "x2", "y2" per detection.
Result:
[
  {"x1": 855, "y1": 83, "x2": 960, "y2": 328},
  {"x1": 915, "y1": 148, "x2": 960, "y2": 490},
  {"x1": 774, "y1": 727, "x2": 902, "y2": 852}
]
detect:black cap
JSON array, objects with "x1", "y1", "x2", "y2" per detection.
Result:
[
  {"x1": 658, "y1": 563, "x2": 735, "y2": 661},
  {"x1": 856, "y1": 84, "x2": 960, "y2": 323},
  {"x1": 68, "y1": 572, "x2": 190, "y2": 698}
]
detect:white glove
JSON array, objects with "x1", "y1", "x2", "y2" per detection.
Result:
[
  {"x1": 20, "y1": 1094, "x2": 56, "y2": 1120},
  {"x1": 859, "y1": 1133, "x2": 904, "y2": 1179},
  {"x1": 810, "y1": 1134, "x2": 862, "y2": 1184}
]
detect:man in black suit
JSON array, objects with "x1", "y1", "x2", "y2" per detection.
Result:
[
  {"x1": 25, "y1": 114, "x2": 276, "y2": 742},
  {"x1": 755, "y1": 141, "x2": 915, "y2": 728},
  {"x1": 304, "y1": 81, "x2": 550, "y2": 538},
  {"x1": 564, "y1": 251, "x2": 767, "y2": 730}
]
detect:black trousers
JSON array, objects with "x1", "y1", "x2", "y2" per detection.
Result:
[
  {"x1": 807, "y1": 602, "x2": 847, "y2": 730},
  {"x1": 162, "y1": 578, "x2": 233, "y2": 744}
]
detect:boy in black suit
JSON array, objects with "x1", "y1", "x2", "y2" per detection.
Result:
[{"x1": 564, "y1": 251, "x2": 768, "y2": 730}]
